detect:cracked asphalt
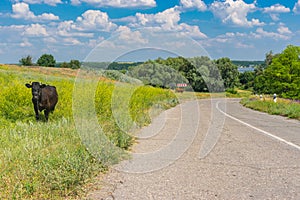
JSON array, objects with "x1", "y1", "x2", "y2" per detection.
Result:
[{"x1": 87, "y1": 98, "x2": 300, "y2": 200}]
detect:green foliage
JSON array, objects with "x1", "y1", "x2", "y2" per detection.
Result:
[
  {"x1": 37, "y1": 54, "x2": 56, "y2": 67},
  {"x1": 69, "y1": 60, "x2": 81, "y2": 69},
  {"x1": 214, "y1": 57, "x2": 239, "y2": 89},
  {"x1": 127, "y1": 61, "x2": 187, "y2": 88},
  {"x1": 0, "y1": 65, "x2": 178, "y2": 199},
  {"x1": 254, "y1": 45, "x2": 300, "y2": 99},
  {"x1": 19, "y1": 55, "x2": 33, "y2": 66},
  {"x1": 107, "y1": 62, "x2": 143, "y2": 70},
  {"x1": 59, "y1": 60, "x2": 81, "y2": 69},
  {"x1": 188, "y1": 56, "x2": 224, "y2": 92},
  {"x1": 239, "y1": 71, "x2": 255, "y2": 89}
]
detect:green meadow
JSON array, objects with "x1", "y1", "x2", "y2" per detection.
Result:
[{"x1": 0, "y1": 64, "x2": 178, "y2": 199}]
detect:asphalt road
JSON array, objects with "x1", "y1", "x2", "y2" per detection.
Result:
[{"x1": 87, "y1": 98, "x2": 300, "y2": 200}]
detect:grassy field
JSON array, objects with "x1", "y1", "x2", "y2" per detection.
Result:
[
  {"x1": 241, "y1": 96, "x2": 300, "y2": 120},
  {"x1": 0, "y1": 64, "x2": 178, "y2": 199}
]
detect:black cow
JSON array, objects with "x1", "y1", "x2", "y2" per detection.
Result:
[{"x1": 25, "y1": 82, "x2": 58, "y2": 121}]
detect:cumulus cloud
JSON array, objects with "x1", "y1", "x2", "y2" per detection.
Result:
[
  {"x1": 277, "y1": 24, "x2": 292, "y2": 34},
  {"x1": 22, "y1": 24, "x2": 49, "y2": 37},
  {"x1": 180, "y1": 0, "x2": 207, "y2": 11},
  {"x1": 62, "y1": 37, "x2": 83, "y2": 45},
  {"x1": 56, "y1": 10, "x2": 117, "y2": 38},
  {"x1": 115, "y1": 26, "x2": 148, "y2": 44},
  {"x1": 129, "y1": 7, "x2": 207, "y2": 38},
  {"x1": 293, "y1": 0, "x2": 300, "y2": 14},
  {"x1": 12, "y1": 0, "x2": 62, "y2": 6},
  {"x1": 210, "y1": 0, "x2": 264, "y2": 27},
  {"x1": 11, "y1": 3, "x2": 59, "y2": 21},
  {"x1": 129, "y1": 7, "x2": 181, "y2": 30},
  {"x1": 263, "y1": 4, "x2": 290, "y2": 13},
  {"x1": 70, "y1": 0, "x2": 156, "y2": 8},
  {"x1": 263, "y1": 3, "x2": 290, "y2": 21},
  {"x1": 253, "y1": 27, "x2": 291, "y2": 40},
  {"x1": 75, "y1": 10, "x2": 117, "y2": 31}
]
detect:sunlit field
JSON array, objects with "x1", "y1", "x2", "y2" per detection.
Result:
[{"x1": 0, "y1": 64, "x2": 178, "y2": 199}]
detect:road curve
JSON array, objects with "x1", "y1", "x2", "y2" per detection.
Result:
[{"x1": 87, "y1": 99, "x2": 300, "y2": 200}]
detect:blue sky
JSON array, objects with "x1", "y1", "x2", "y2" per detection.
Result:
[{"x1": 0, "y1": 0, "x2": 299, "y2": 63}]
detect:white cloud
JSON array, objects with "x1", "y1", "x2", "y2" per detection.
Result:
[
  {"x1": 70, "y1": 0, "x2": 156, "y2": 8},
  {"x1": 75, "y1": 10, "x2": 117, "y2": 31},
  {"x1": 253, "y1": 27, "x2": 291, "y2": 40},
  {"x1": 115, "y1": 26, "x2": 148, "y2": 44},
  {"x1": 235, "y1": 42, "x2": 253, "y2": 49},
  {"x1": 263, "y1": 4, "x2": 290, "y2": 13},
  {"x1": 180, "y1": 0, "x2": 207, "y2": 11},
  {"x1": 62, "y1": 37, "x2": 83, "y2": 45},
  {"x1": 22, "y1": 24, "x2": 49, "y2": 37},
  {"x1": 12, "y1": 0, "x2": 62, "y2": 6},
  {"x1": 20, "y1": 39, "x2": 33, "y2": 47},
  {"x1": 11, "y1": 3, "x2": 59, "y2": 21},
  {"x1": 277, "y1": 24, "x2": 292, "y2": 34},
  {"x1": 87, "y1": 36, "x2": 105, "y2": 48},
  {"x1": 129, "y1": 7, "x2": 207, "y2": 39},
  {"x1": 11, "y1": 3, "x2": 35, "y2": 19},
  {"x1": 263, "y1": 4, "x2": 290, "y2": 21},
  {"x1": 293, "y1": 0, "x2": 300, "y2": 14},
  {"x1": 56, "y1": 20, "x2": 94, "y2": 37},
  {"x1": 56, "y1": 10, "x2": 116, "y2": 39},
  {"x1": 133, "y1": 7, "x2": 181, "y2": 29},
  {"x1": 210, "y1": 0, "x2": 264, "y2": 27},
  {"x1": 177, "y1": 23, "x2": 207, "y2": 38}
]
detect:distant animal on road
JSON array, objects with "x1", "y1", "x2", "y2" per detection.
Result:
[{"x1": 25, "y1": 82, "x2": 58, "y2": 121}]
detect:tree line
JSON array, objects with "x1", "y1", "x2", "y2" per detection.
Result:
[
  {"x1": 19, "y1": 45, "x2": 300, "y2": 99},
  {"x1": 128, "y1": 56, "x2": 239, "y2": 93},
  {"x1": 19, "y1": 54, "x2": 80, "y2": 69}
]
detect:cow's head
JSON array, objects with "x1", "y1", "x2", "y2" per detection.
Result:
[{"x1": 25, "y1": 82, "x2": 46, "y2": 100}]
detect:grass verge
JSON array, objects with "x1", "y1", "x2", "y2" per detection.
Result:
[{"x1": 240, "y1": 96, "x2": 300, "y2": 120}]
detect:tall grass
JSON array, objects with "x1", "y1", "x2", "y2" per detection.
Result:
[
  {"x1": 0, "y1": 65, "x2": 178, "y2": 199},
  {"x1": 240, "y1": 96, "x2": 300, "y2": 120}
]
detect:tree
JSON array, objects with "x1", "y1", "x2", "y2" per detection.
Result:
[
  {"x1": 254, "y1": 45, "x2": 300, "y2": 99},
  {"x1": 214, "y1": 57, "x2": 239, "y2": 89},
  {"x1": 19, "y1": 55, "x2": 33, "y2": 66},
  {"x1": 128, "y1": 62, "x2": 187, "y2": 88},
  {"x1": 264, "y1": 50, "x2": 274, "y2": 67},
  {"x1": 37, "y1": 54, "x2": 56, "y2": 67},
  {"x1": 188, "y1": 56, "x2": 224, "y2": 92},
  {"x1": 239, "y1": 71, "x2": 255, "y2": 89},
  {"x1": 60, "y1": 62, "x2": 69, "y2": 68},
  {"x1": 69, "y1": 60, "x2": 81, "y2": 69}
]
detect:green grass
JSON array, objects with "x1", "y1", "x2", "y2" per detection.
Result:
[
  {"x1": 240, "y1": 96, "x2": 300, "y2": 120},
  {"x1": 0, "y1": 64, "x2": 178, "y2": 199}
]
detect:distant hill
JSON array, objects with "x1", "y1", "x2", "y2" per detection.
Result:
[
  {"x1": 232, "y1": 60, "x2": 264, "y2": 67},
  {"x1": 107, "y1": 62, "x2": 144, "y2": 70}
]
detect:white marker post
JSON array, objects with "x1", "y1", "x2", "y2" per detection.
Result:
[{"x1": 273, "y1": 93, "x2": 277, "y2": 103}]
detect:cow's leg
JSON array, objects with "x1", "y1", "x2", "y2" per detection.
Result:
[
  {"x1": 34, "y1": 104, "x2": 39, "y2": 121},
  {"x1": 44, "y1": 109, "x2": 49, "y2": 122}
]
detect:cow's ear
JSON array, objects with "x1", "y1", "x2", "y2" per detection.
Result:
[
  {"x1": 40, "y1": 84, "x2": 46, "y2": 88},
  {"x1": 25, "y1": 83, "x2": 32, "y2": 88}
]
